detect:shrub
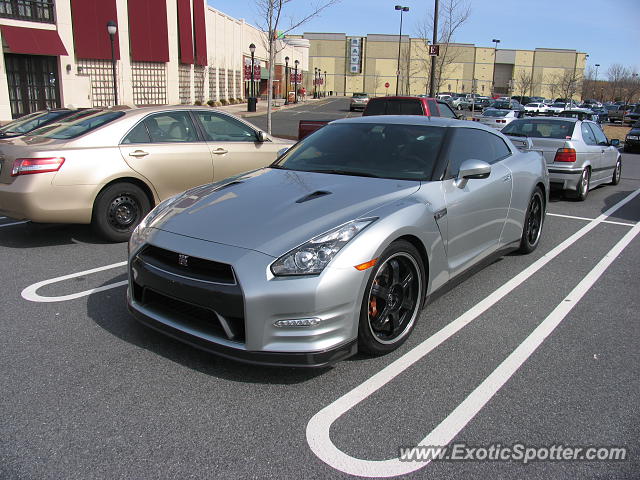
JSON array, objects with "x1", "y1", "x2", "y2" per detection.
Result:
[
  {"x1": 220, "y1": 99, "x2": 228, "y2": 106},
  {"x1": 194, "y1": 100, "x2": 202, "y2": 106},
  {"x1": 228, "y1": 98, "x2": 237, "y2": 105},
  {"x1": 214, "y1": 101, "x2": 222, "y2": 107},
  {"x1": 207, "y1": 99, "x2": 215, "y2": 107}
]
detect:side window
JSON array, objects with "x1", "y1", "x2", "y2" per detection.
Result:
[
  {"x1": 587, "y1": 122, "x2": 609, "y2": 145},
  {"x1": 427, "y1": 99, "x2": 439, "y2": 116},
  {"x1": 446, "y1": 128, "x2": 511, "y2": 176},
  {"x1": 581, "y1": 123, "x2": 597, "y2": 145},
  {"x1": 194, "y1": 111, "x2": 258, "y2": 142},
  {"x1": 121, "y1": 121, "x2": 151, "y2": 144},
  {"x1": 144, "y1": 111, "x2": 198, "y2": 143},
  {"x1": 438, "y1": 102, "x2": 457, "y2": 119}
]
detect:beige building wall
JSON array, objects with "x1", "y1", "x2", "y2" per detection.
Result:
[{"x1": 304, "y1": 33, "x2": 586, "y2": 101}]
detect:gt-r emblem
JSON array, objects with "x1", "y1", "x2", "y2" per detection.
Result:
[{"x1": 178, "y1": 254, "x2": 189, "y2": 267}]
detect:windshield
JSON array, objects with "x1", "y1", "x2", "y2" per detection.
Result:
[
  {"x1": 483, "y1": 109, "x2": 510, "y2": 117},
  {"x1": 273, "y1": 123, "x2": 446, "y2": 181},
  {"x1": 37, "y1": 111, "x2": 125, "y2": 139},
  {"x1": 551, "y1": 103, "x2": 566, "y2": 108},
  {"x1": 605, "y1": 105, "x2": 618, "y2": 111},
  {"x1": 353, "y1": 93, "x2": 368, "y2": 98},
  {"x1": 502, "y1": 119, "x2": 576, "y2": 139},
  {"x1": 0, "y1": 110, "x2": 71, "y2": 135}
]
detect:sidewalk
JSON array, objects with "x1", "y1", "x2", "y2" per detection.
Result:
[{"x1": 215, "y1": 96, "x2": 336, "y2": 118}]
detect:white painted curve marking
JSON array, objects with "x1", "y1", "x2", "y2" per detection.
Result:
[
  {"x1": 0, "y1": 220, "x2": 29, "y2": 228},
  {"x1": 306, "y1": 188, "x2": 640, "y2": 478},
  {"x1": 21, "y1": 261, "x2": 127, "y2": 303}
]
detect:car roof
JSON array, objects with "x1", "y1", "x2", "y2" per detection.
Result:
[{"x1": 330, "y1": 115, "x2": 499, "y2": 132}]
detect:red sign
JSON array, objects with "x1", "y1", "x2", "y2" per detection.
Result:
[
  {"x1": 243, "y1": 57, "x2": 261, "y2": 80},
  {"x1": 385, "y1": 82, "x2": 390, "y2": 88},
  {"x1": 290, "y1": 73, "x2": 302, "y2": 83},
  {"x1": 428, "y1": 45, "x2": 439, "y2": 56}
]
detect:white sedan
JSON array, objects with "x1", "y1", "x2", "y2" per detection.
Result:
[
  {"x1": 524, "y1": 103, "x2": 550, "y2": 115},
  {"x1": 473, "y1": 108, "x2": 522, "y2": 129}
]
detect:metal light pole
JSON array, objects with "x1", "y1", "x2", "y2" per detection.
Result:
[
  {"x1": 248, "y1": 43, "x2": 256, "y2": 112},
  {"x1": 394, "y1": 5, "x2": 409, "y2": 96},
  {"x1": 106, "y1": 20, "x2": 118, "y2": 106},
  {"x1": 324, "y1": 70, "x2": 327, "y2": 97},
  {"x1": 284, "y1": 56, "x2": 289, "y2": 104},
  {"x1": 294, "y1": 60, "x2": 299, "y2": 103},
  {"x1": 428, "y1": 1, "x2": 438, "y2": 97},
  {"x1": 313, "y1": 68, "x2": 318, "y2": 98},
  {"x1": 490, "y1": 38, "x2": 500, "y2": 97}
]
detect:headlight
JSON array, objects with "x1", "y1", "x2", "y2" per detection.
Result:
[
  {"x1": 128, "y1": 193, "x2": 184, "y2": 254},
  {"x1": 271, "y1": 218, "x2": 376, "y2": 276}
]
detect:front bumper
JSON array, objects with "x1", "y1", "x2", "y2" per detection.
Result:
[{"x1": 127, "y1": 229, "x2": 368, "y2": 366}]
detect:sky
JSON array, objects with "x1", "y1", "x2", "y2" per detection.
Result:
[{"x1": 208, "y1": 0, "x2": 639, "y2": 78}]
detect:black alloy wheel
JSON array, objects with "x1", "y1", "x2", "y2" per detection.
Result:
[{"x1": 358, "y1": 241, "x2": 424, "y2": 355}]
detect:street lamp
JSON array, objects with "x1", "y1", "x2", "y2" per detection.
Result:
[
  {"x1": 314, "y1": 68, "x2": 319, "y2": 98},
  {"x1": 594, "y1": 63, "x2": 600, "y2": 100},
  {"x1": 284, "y1": 56, "x2": 289, "y2": 104},
  {"x1": 394, "y1": 5, "x2": 409, "y2": 96},
  {"x1": 106, "y1": 20, "x2": 118, "y2": 106},
  {"x1": 491, "y1": 39, "x2": 500, "y2": 97},
  {"x1": 492, "y1": 38, "x2": 500, "y2": 50},
  {"x1": 324, "y1": 70, "x2": 327, "y2": 97},
  {"x1": 248, "y1": 43, "x2": 256, "y2": 112},
  {"x1": 294, "y1": 59, "x2": 299, "y2": 103}
]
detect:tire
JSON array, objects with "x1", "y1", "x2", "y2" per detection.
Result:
[
  {"x1": 357, "y1": 240, "x2": 425, "y2": 355},
  {"x1": 568, "y1": 168, "x2": 590, "y2": 201},
  {"x1": 519, "y1": 187, "x2": 544, "y2": 254},
  {"x1": 609, "y1": 158, "x2": 622, "y2": 185},
  {"x1": 92, "y1": 182, "x2": 151, "y2": 242}
]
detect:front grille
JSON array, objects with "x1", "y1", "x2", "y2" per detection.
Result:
[
  {"x1": 136, "y1": 285, "x2": 245, "y2": 343},
  {"x1": 138, "y1": 245, "x2": 235, "y2": 284}
]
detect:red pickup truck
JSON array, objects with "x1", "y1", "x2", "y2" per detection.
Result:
[{"x1": 298, "y1": 96, "x2": 461, "y2": 139}]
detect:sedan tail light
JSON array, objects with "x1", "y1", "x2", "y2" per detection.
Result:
[
  {"x1": 11, "y1": 157, "x2": 65, "y2": 176},
  {"x1": 554, "y1": 148, "x2": 576, "y2": 163}
]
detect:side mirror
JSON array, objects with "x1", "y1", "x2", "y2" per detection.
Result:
[
  {"x1": 610, "y1": 138, "x2": 620, "y2": 147},
  {"x1": 256, "y1": 130, "x2": 267, "y2": 142},
  {"x1": 455, "y1": 159, "x2": 491, "y2": 188}
]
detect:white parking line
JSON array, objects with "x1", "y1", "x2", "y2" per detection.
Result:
[
  {"x1": 547, "y1": 212, "x2": 635, "y2": 227},
  {"x1": 306, "y1": 187, "x2": 640, "y2": 478},
  {"x1": 21, "y1": 261, "x2": 127, "y2": 303},
  {"x1": 0, "y1": 220, "x2": 29, "y2": 228}
]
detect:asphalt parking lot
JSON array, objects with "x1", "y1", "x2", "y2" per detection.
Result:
[{"x1": 1, "y1": 132, "x2": 639, "y2": 477}]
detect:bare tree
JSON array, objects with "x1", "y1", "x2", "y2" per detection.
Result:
[
  {"x1": 253, "y1": 0, "x2": 340, "y2": 134},
  {"x1": 514, "y1": 68, "x2": 534, "y2": 100},
  {"x1": 620, "y1": 70, "x2": 640, "y2": 123},
  {"x1": 556, "y1": 69, "x2": 582, "y2": 102},
  {"x1": 581, "y1": 65, "x2": 596, "y2": 100},
  {"x1": 606, "y1": 63, "x2": 628, "y2": 101},
  {"x1": 416, "y1": 0, "x2": 471, "y2": 94}
]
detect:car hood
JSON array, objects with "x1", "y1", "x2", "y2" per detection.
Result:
[{"x1": 152, "y1": 168, "x2": 421, "y2": 257}]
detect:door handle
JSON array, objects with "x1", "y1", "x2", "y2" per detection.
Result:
[
  {"x1": 128, "y1": 150, "x2": 149, "y2": 158},
  {"x1": 212, "y1": 148, "x2": 228, "y2": 155},
  {"x1": 503, "y1": 174, "x2": 511, "y2": 182}
]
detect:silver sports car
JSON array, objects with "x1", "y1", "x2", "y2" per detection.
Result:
[{"x1": 127, "y1": 116, "x2": 549, "y2": 366}]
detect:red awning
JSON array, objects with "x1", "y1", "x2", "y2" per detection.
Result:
[{"x1": 1, "y1": 25, "x2": 68, "y2": 56}]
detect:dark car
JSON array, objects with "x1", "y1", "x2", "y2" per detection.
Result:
[
  {"x1": 604, "y1": 104, "x2": 633, "y2": 124},
  {"x1": 626, "y1": 104, "x2": 640, "y2": 124},
  {"x1": 488, "y1": 99, "x2": 524, "y2": 111},
  {"x1": 0, "y1": 109, "x2": 85, "y2": 138},
  {"x1": 362, "y1": 96, "x2": 459, "y2": 118},
  {"x1": 624, "y1": 120, "x2": 640, "y2": 152}
]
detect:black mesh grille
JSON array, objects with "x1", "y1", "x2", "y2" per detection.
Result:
[
  {"x1": 139, "y1": 286, "x2": 245, "y2": 343},
  {"x1": 139, "y1": 245, "x2": 235, "y2": 284}
]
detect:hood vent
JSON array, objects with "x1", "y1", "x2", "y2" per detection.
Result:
[{"x1": 295, "y1": 190, "x2": 332, "y2": 203}]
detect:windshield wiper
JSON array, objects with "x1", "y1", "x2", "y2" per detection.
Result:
[{"x1": 308, "y1": 169, "x2": 381, "y2": 178}]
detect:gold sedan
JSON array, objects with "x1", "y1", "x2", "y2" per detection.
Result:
[{"x1": 0, "y1": 106, "x2": 293, "y2": 241}]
